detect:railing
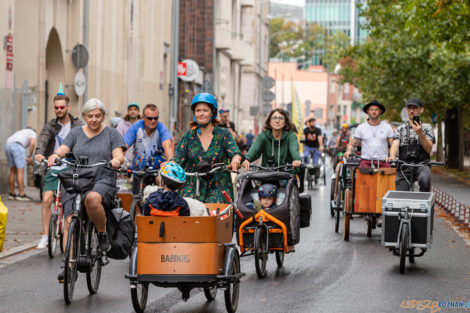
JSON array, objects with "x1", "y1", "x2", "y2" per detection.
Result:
[{"x1": 432, "y1": 186, "x2": 470, "y2": 232}]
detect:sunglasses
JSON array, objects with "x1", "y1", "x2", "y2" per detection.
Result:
[
  {"x1": 145, "y1": 116, "x2": 159, "y2": 121},
  {"x1": 219, "y1": 109, "x2": 230, "y2": 113},
  {"x1": 54, "y1": 106, "x2": 66, "y2": 110}
]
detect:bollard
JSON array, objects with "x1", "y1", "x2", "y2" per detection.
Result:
[
  {"x1": 465, "y1": 206, "x2": 470, "y2": 229},
  {"x1": 459, "y1": 203, "x2": 465, "y2": 222}
]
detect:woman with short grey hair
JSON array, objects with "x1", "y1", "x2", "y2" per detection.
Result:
[{"x1": 48, "y1": 97, "x2": 125, "y2": 282}]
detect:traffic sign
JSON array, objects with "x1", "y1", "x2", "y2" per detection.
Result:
[
  {"x1": 178, "y1": 59, "x2": 199, "y2": 82},
  {"x1": 71, "y1": 44, "x2": 89, "y2": 68},
  {"x1": 74, "y1": 71, "x2": 86, "y2": 96},
  {"x1": 262, "y1": 90, "x2": 275, "y2": 102},
  {"x1": 262, "y1": 76, "x2": 275, "y2": 89}
]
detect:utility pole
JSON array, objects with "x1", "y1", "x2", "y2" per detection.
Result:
[
  {"x1": 169, "y1": 0, "x2": 180, "y2": 137},
  {"x1": 83, "y1": 0, "x2": 89, "y2": 105}
]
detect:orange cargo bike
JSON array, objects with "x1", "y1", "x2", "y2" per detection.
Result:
[
  {"x1": 125, "y1": 164, "x2": 245, "y2": 313},
  {"x1": 340, "y1": 159, "x2": 396, "y2": 241}
]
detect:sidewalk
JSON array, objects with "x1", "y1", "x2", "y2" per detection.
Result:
[{"x1": 0, "y1": 186, "x2": 43, "y2": 258}]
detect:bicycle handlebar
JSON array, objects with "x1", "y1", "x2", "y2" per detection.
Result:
[
  {"x1": 55, "y1": 158, "x2": 119, "y2": 171},
  {"x1": 248, "y1": 163, "x2": 300, "y2": 171},
  {"x1": 185, "y1": 163, "x2": 229, "y2": 177},
  {"x1": 390, "y1": 160, "x2": 444, "y2": 168}
]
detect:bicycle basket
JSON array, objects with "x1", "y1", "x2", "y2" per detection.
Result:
[{"x1": 58, "y1": 167, "x2": 97, "y2": 194}]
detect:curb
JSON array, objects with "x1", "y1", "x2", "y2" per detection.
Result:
[
  {"x1": 0, "y1": 241, "x2": 38, "y2": 259},
  {"x1": 432, "y1": 167, "x2": 470, "y2": 187}
]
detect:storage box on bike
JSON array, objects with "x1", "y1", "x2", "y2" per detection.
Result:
[{"x1": 381, "y1": 191, "x2": 435, "y2": 249}]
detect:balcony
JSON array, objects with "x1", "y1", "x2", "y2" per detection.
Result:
[
  {"x1": 230, "y1": 34, "x2": 254, "y2": 65},
  {"x1": 241, "y1": 0, "x2": 255, "y2": 7},
  {"x1": 216, "y1": 19, "x2": 231, "y2": 50}
]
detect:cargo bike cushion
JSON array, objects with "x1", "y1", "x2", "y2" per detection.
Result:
[
  {"x1": 236, "y1": 171, "x2": 300, "y2": 246},
  {"x1": 354, "y1": 167, "x2": 396, "y2": 214},
  {"x1": 58, "y1": 167, "x2": 97, "y2": 194}
]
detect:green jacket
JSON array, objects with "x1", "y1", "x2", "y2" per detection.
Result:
[{"x1": 245, "y1": 130, "x2": 301, "y2": 167}]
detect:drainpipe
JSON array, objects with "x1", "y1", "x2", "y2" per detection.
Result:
[
  {"x1": 83, "y1": 0, "x2": 89, "y2": 105},
  {"x1": 169, "y1": 0, "x2": 180, "y2": 136}
]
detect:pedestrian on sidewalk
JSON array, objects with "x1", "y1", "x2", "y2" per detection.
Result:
[
  {"x1": 34, "y1": 85, "x2": 83, "y2": 249},
  {"x1": 5, "y1": 128, "x2": 37, "y2": 201}
]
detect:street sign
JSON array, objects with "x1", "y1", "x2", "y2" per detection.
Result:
[
  {"x1": 71, "y1": 44, "x2": 89, "y2": 68},
  {"x1": 178, "y1": 59, "x2": 199, "y2": 82},
  {"x1": 262, "y1": 76, "x2": 275, "y2": 89},
  {"x1": 74, "y1": 71, "x2": 86, "y2": 97},
  {"x1": 262, "y1": 90, "x2": 275, "y2": 102}
]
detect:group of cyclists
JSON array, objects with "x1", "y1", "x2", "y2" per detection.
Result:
[{"x1": 31, "y1": 83, "x2": 436, "y2": 289}]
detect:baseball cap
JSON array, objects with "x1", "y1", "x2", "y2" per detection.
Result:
[
  {"x1": 406, "y1": 98, "x2": 422, "y2": 108},
  {"x1": 128, "y1": 102, "x2": 140, "y2": 110}
]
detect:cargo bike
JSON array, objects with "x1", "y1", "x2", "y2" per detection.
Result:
[
  {"x1": 126, "y1": 164, "x2": 244, "y2": 313},
  {"x1": 305, "y1": 152, "x2": 327, "y2": 189},
  {"x1": 235, "y1": 163, "x2": 311, "y2": 279},
  {"x1": 332, "y1": 157, "x2": 396, "y2": 241},
  {"x1": 382, "y1": 160, "x2": 443, "y2": 274}
]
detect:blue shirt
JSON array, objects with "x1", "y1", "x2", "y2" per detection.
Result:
[
  {"x1": 124, "y1": 120, "x2": 172, "y2": 170},
  {"x1": 246, "y1": 133, "x2": 254, "y2": 146}
]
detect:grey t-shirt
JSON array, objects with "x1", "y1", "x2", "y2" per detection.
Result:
[{"x1": 63, "y1": 126, "x2": 125, "y2": 185}]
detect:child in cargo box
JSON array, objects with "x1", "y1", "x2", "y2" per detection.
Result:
[
  {"x1": 247, "y1": 183, "x2": 278, "y2": 211},
  {"x1": 143, "y1": 162, "x2": 190, "y2": 216}
]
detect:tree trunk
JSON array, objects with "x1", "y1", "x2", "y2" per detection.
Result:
[
  {"x1": 436, "y1": 120, "x2": 443, "y2": 162},
  {"x1": 446, "y1": 107, "x2": 464, "y2": 170}
]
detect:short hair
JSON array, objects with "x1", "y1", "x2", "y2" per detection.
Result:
[
  {"x1": 53, "y1": 94, "x2": 70, "y2": 105},
  {"x1": 264, "y1": 108, "x2": 295, "y2": 131},
  {"x1": 143, "y1": 104, "x2": 158, "y2": 116},
  {"x1": 82, "y1": 98, "x2": 107, "y2": 117}
]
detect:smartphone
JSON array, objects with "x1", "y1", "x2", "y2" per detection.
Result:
[{"x1": 412, "y1": 115, "x2": 420, "y2": 125}]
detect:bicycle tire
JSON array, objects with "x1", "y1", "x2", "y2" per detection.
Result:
[
  {"x1": 399, "y1": 223, "x2": 409, "y2": 274},
  {"x1": 64, "y1": 218, "x2": 79, "y2": 304},
  {"x1": 254, "y1": 226, "x2": 268, "y2": 279},
  {"x1": 343, "y1": 188, "x2": 351, "y2": 241},
  {"x1": 48, "y1": 214, "x2": 59, "y2": 258},
  {"x1": 131, "y1": 282, "x2": 149, "y2": 313},
  {"x1": 86, "y1": 223, "x2": 102, "y2": 295},
  {"x1": 224, "y1": 250, "x2": 240, "y2": 313},
  {"x1": 275, "y1": 250, "x2": 284, "y2": 267},
  {"x1": 330, "y1": 178, "x2": 335, "y2": 218},
  {"x1": 204, "y1": 285, "x2": 218, "y2": 301}
]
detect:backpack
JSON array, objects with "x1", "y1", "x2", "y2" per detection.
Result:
[{"x1": 105, "y1": 208, "x2": 135, "y2": 260}]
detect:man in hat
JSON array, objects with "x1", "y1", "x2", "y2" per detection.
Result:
[
  {"x1": 345, "y1": 99, "x2": 394, "y2": 168},
  {"x1": 303, "y1": 117, "x2": 323, "y2": 164},
  {"x1": 387, "y1": 98, "x2": 435, "y2": 191},
  {"x1": 116, "y1": 102, "x2": 141, "y2": 166}
]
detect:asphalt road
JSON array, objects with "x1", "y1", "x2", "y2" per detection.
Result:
[{"x1": 1, "y1": 169, "x2": 469, "y2": 313}]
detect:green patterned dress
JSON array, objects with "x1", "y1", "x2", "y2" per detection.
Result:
[{"x1": 174, "y1": 125, "x2": 241, "y2": 203}]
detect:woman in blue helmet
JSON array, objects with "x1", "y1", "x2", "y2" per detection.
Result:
[{"x1": 173, "y1": 93, "x2": 242, "y2": 203}]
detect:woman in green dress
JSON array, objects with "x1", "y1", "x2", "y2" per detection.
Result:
[{"x1": 174, "y1": 93, "x2": 242, "y2": 203}]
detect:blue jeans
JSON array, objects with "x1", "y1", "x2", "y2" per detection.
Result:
[{"x1": 304, "y1": 146, "x2": 321, "y2": 164}]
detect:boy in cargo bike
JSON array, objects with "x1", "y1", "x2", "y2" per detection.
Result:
[
  {"x1": 127, "y1": 93, "x2": 243, "y2": 313},
  {"x1": 335, "y1": 100, "x2": 395, "y2": 241}
]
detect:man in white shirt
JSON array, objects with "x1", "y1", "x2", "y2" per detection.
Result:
[
  {"x1": 5, "y1": 128, "x2": 37, "y2": 200},
  {"x1": 344, "y1": 100, "x2": 394, "y2": 168}
]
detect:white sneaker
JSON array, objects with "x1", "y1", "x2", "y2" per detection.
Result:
[{"x1": 37, "y1": 235, "x2": 48, "y2": 249}]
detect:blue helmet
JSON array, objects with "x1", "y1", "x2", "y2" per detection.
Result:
[
  {"x1": 258, "y1": 183, "x2": 277, "y2": 198},
  {"x1": 191, "y1": 93, "x2": 218, "y2": 119},
  {"x1": 160, "y1": 162, "x2": 186, "y2": 190}
]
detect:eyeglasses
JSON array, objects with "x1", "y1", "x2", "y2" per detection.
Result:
[
  {"x1": 219, "y1": 109, "x2": 230, "y2": 113},
  {"x1": 54, "y1": 106, "x2": 66, "y2": 110},
  {"x1": 271, "y1": 116, "x2": 285, "y2": 121},
  {"x1": 145, "y1": 116, "x2": 159, "y2": 121}
]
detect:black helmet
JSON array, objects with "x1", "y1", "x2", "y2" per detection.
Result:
[{"x1": 258, "y1": 183, "x2": 278, "y2": 198}]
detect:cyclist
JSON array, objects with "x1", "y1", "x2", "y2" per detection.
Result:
[
  {"x1": 123, "y1": 103, "x2": 173, "y2": 195},
  {"x1": 48, "y1": 98, "x2": 125, "y2": 281},
  {"x1": 387, "y1": 98, "x2": 435, "y2": 191},
  {"x1": 34, "y1": 89, "x2": 83, "y2": 250},
  {"x1": 174, "y1": 93, "x2": 242, "y2": 203},
  {"x1": 242, "y1": 108, "x2": 302, "y2": 190},
  {"x1": 116, "y1": 102, "x2": 141, "y2": 167},
  {"x1": 344, "y1": 100, "x2": 393, "y2": 168},
  {"x1": 219, "y1": 108, "x2": 237, "y2": 139},
  {"x1": 335, "y1": 123, "x2": 350, "y2": 152},
  {"x1": 302, "y1": 117, "x2": 323, "y2": 164}
]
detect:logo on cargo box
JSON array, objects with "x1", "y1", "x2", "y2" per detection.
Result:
[{"x1": 161, "y1": 254, "x2": 190, "y2": 263}]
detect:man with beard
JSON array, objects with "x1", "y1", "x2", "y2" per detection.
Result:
[
  {"x1": 116, "y1": 102, "x2": 141, "y2": 166},
  {"x1": 34, "y1": 87, "x2": 83, "y2": 249},
  {"x1": 344, "y1": 100, "x2": 394, "y2": 168}
]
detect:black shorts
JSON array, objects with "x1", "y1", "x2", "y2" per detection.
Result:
[{"x1": 62, "y1": 182, "x2": 118, "y2": 217}]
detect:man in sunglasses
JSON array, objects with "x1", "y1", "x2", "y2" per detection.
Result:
[
  {"x1": 124, "y1": 103, "x2": 173, "y2": 194},
  {"x1": 219, "y1": 108, "x2": 237, "y2": 139},
  {"x1": 34, "y1": 92, "x2": 83, "y2": 249}
]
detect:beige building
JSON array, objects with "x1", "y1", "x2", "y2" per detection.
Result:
[
  {"x1": 0, "y1": 0, "x2": 173, "y2": 192},
  {"x1": 215, "y1": 0, "x2": 270, "y2": 134}
]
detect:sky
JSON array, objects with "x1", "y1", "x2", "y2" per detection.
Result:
[{"x1": 271, "y1": 0, "x2": 305, "y2": 7}]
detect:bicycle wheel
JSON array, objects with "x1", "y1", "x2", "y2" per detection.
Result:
[
  {"x1": 131, "y1": 282, "x2": 149, "y2": 313},
  {"x1": 275, "y1": 250, "x2": 284, "y2": 267},
  {"x1": 204, "y1": 285, "x2": 218, "y2": 301},
  {"x1": 399, "y1": 223, "x2": 409, "y2": 274},
  {"x1": 307, "y1": 172, "x2": 313, "y2": 190},
  {"x1": 224, "y1": 250, "x2": 240, "y2": 313},
  {"x1": 254, "y1": 226, "x2": 268, "y2": 279},
  {"x1": 64, "y1": 218, "x2": 79, "y2": 304},
  {"x1": 128, "y1": 199, "x2": 140, "y2": 259},
  {"x1": 330, "y1": 178, "x2": 335, "y2": 217},
  {"x1": 334, "y1": 179, "x2": 343, "y2": 233},
  {"x1": 409, "y1": 248, "x2": 415, "y2": 264},
  {"x1": 48, "y1": 214, "x2": 59, "y2": 258},
  {"x1": 86, "y1": 223, "x2": 102, "y2": 295},
  {"x1": 366, "y1": 218, "x2": 372, "y2": 237},
  {"x1": 343, "y1": 188, "x2": 352, "y2": 241}
]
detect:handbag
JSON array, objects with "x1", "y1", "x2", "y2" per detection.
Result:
[
  {"x1": 58, "y1": 167, "x2": 97, "y2": 194},
  {"x1": 106, "y1": 208, "x2": 135, "y2": 260}
]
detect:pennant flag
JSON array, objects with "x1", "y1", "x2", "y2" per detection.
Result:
[{"x1": 291, "y1": 82, "x2": 304, "y2": 152}]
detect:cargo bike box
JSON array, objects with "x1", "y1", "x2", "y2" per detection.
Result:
[
  {"x1": 381, "y1": 191, "x2": 435, "y2": 249},
  {"x1": 127, "y1": 203, "x2": 244, "y2": 313}
]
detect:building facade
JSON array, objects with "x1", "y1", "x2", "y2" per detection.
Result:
[{"x1": 0, "y1": 0, "x2": 173, "y2": 192}]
